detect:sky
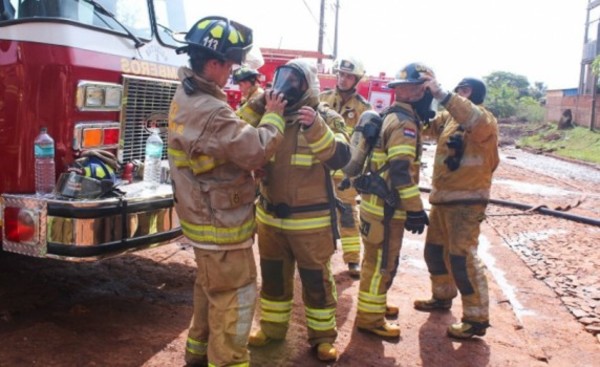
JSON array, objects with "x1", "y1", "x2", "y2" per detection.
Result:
[{"x1": 187, "y1": 0, "x2": 590, "y2": 90}]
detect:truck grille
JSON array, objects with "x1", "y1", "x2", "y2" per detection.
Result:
[{"x1": 119, "y1": 75, "x2": 179, "y2": 163}]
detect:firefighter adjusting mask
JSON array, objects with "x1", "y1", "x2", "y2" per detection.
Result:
[{"x1": 272, "y1": 66, "x2": 308, "y2": 106}]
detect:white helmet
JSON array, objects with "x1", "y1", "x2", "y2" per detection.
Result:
[{"x1": 332, "y1": 57, "x2": 366, "y2": 79}]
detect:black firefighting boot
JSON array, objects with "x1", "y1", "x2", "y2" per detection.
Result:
[
  {"x1": 348, "y1": 262, "x2": 360, "y2": 279},
  {"x1": 316, "y1": 342, "x2": 338, "y2": 362},
  {"x1": 447, "y1": 320, "x2": 490, "y2": 339},
  {"x1": 413, "y1": 297, "x2": 452, "y2": 312},
  {"x1": 358, "y1": 322, "x2": 401, "y2": 339},
  {"x1": 184, "y1": 353, "x2": 208, "y2": 367}
]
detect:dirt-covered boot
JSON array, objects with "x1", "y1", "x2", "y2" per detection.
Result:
[
  {"x1": 447, "y1": 320, "x2": 490, "y2": 339},
  {"x1": 248, "y1": 329, "x2": 272, "y2": 347},
  {"x1": 316, "y1": 342, "x2": 338, "y2": 362},
  {"x1": 413, "y1": 297, "x2": 452, "y2": 311},
  {"x1": 358, "y1": 322, "x2": 401, "y2": 339},
  {"x1": 385, "y1": 304, "x2": 399, "y2": 318}
]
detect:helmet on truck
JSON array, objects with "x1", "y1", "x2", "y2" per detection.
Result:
[{"x1": 177, "y1": 16, "x2": 253, "y2": 65}]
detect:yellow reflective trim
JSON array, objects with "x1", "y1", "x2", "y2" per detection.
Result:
[
  {"x1": 305, "y1": 307, "x2": 337, "y2": 331},
  {"x1": 210, "y1": 24, "x2": 223, "y2": 39},
  {"x1": 186, "y1": 337, "x2": 207, "y2": 356},
  {"x1": 306, "y1": 317, "x2": 336, "y2": 331},
  {"x1": 308, "y1": 129, "x2": 334, "y2": 153},
  {"x1": 209, "y1": 362, "x2": 249, "y2": 367},
  {"x1": 260, "y1": 297, "x2": 293, "y2": 311},
  {"x1": 228, "y1": 28, "x2": 239, "y2": 44},
  {"x1": 198, "y1": 20, "x2": 211, "y2": 29},
  {"x1": 358, "y1": 290, "x2": 386, "y2": 304},
  {"x1": 259, "y1": 112, "x2": 285, "y2": 134},
  {"x1": 236, "y1": 105, "x2": 261, "y2": 126},
  {"x1": 334, "y1": 133, "x2": 346, "y2": 141},
  {"x1": 261, "y1": 310, "x2": 292, "y2": 323},
  {"x1": 332, "y1": 170, "x2": 344, "y2": 178},
  {"x1": 357, "y1": 300, "x2": 386, "y2": 314},
  {"x1": 388, "y1": 144, "x2": 415, "y2": 159},
  {"x1": 305, "y1": 306, "x2": 336, "y2": 319},
  {"x1": 181, "y1": 218, "x2": 255, "y2": 244},
  {"x1": 398, "y1": 185, "x2": 420, "y2": 199},
  {"x1": 189, "y1": 155, "x2": 224, "y2": 175},
  {"x1": 256, "y1": 206, "x2": 331, "y2": 231},
  {"x1": 290, "y1": 154, "x2": 315, "y2": 167},
  {"x1": 168, "y1": 148, "x2": 186, "y2": 158},
  {"x1": 359, "y1": 199, "x2": 407, "y2": 220},
  {"x1": 368, "y1": 248, "x2": 384, "y2": 294}
]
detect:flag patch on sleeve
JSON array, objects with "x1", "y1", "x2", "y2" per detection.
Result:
[{"x1": 403, "y1": 128, "x2": 416, "y2": 138}]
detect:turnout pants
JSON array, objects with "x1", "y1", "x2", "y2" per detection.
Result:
[
  {"x1": 185, "y1": 247, "x2": 257, "y2": 367},
  {"x1": 334, "y1": 178, "x2": 362, "y2": 264},
  {"x1": 356, "y1": 211, "x2": 404, "y2": 329},
  {"x1": 256, "y1": 222, "x2": 338, "y2": 347},
  {"x1": 423, "y1": 204, "x2": 489, "y2": 323}
]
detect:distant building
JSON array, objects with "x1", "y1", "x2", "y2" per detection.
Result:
[{"x1": 546, "y1": 0, "x2": 600, "y2": 129}]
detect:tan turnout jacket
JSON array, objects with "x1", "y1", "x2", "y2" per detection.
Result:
[{"x1": 167, "y1": 67, "x2": 285, "y2": 248}]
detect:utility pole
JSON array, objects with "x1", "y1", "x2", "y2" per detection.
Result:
[
  {"x1": 333, "y1": 0, "x2": 339, "y2": 59},
  {"x1": 318, "y1": 0, "x2": 325, "y2": 65}
]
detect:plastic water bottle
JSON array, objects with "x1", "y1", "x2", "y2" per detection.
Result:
[
  {"x1": 34, "y1": 127, "x2": 56, "y2": 196},
  {"x1": 143, "y1": 129, "x2": 163, "y2": 188}
]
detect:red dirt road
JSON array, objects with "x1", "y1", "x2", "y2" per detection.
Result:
[{"x1": 0, "y1": 147, "x2": 599, "y2": 366}]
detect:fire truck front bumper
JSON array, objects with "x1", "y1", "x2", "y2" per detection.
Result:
[{"x1": 1, "y1": 183, "x2": 181, "y2": 260}]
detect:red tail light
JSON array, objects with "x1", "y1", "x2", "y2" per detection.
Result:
[{"x1": 4, "y1": 207, "x2": 37, "y2": 243}]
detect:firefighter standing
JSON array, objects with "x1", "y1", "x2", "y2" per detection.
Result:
[
  {"x1": 350, "y1": 63, "x2": 432, "y2": 339},
  {"x1": 167, "y1": 16, "x2": 287, "y2": 367},
  {"x1": 414, "y1": 76, "x2": 499, "y2": 339},
  {"x1": 232, "y1": 66, "x2": 264, "y2": 108},
  {"x1": 241, "y1": 59, "x2": 351, "y2": 362},
  {"x1": 320, "y1": 56, "x2": 373, "y2": 278}
]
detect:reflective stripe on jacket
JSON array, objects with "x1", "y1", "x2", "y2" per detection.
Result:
[
  {"x1": 319, "y1": 89, "x2": 372, "y2": 132},
  {"x1": 361, "y1": 101, "x2": 424, "y2": 218},
  {"x1": 168, "y1": 67, "x2": 284, "y2": 248},
  {"x1": 424, "y1": 94, "x2": 499, "y2": 204},
  {"x1": 257, "y1": 102, "x2": 351, "y2": 231}
]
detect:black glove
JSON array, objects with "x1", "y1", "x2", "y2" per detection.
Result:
[
  {"x1": 405, "y1": 210, "x2": 429, "y2": 234},
  {"x1": 444, "y1": 133, "x2": 464, "y2": 171}
]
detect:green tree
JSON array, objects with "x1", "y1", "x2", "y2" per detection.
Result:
[{"x1": 483, "y1": 71, "x2": 545, "y2": 121}]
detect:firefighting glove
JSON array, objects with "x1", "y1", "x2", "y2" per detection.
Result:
[
  {"x1": 405, "y1": 210, "x2": 429, "y2": 234},
  {"x1": 443, "y1": 133, "x2": 464, "y2": 171}
]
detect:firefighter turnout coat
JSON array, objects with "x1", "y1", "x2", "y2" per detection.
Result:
[
  {"x1": 356, "y1": 100, "x2": 425, "y2": 329},
  {"x1": 421, "y1": 93, "x2": 499, "y2": 324},
  {"x1": 168, "y1": 67, "x2": 285, "y2": 248},
  {"x1": 167, "y1": 67, "x2": 285, "y2": 366},
  {"x1": 320, "y1": 87, "x2": 373, "y2": 264},
  {"x1": 255, "y1": 99, "x2": 351, "y2": 347}
]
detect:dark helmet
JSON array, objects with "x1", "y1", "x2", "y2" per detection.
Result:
[
  {"x1": 176, "y1": 16, "x2": 253, "y2": 64},
  {"x1": 272, "y1": 58, "x2": 319, "y2": 107},
  {"x1": 56, "y1": 156, "x2": 117, "y2": 199},
  {"x1": 388, "y1": 62, "x2": 434, "y2": 88},
  {"x1": 454, "y1": 77, "x2": 486, "y2": 105},
  {"x1": 232, "y1": 67, "x2": 260, "y2": 84}
]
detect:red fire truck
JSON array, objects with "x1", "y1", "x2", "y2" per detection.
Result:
[
  {"x1": 0, "y1": 0, "x2": 205, "y2": 260},
  {"x1": 258, "y1": 47, "x2": 395, "y2": 114}
]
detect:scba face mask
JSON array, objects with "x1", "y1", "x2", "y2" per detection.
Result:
[{"x1": 272, "y1": 66, "x2": 308, "y2": 106}]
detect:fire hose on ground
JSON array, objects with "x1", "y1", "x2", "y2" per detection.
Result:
[{"x1": 419, "y1": 187, "x2": 600, "y2": 228}]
